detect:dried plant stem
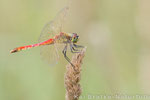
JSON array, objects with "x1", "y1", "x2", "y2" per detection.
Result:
[{"x1": 64, "y1": 48, "x2": 86, "y2": 100}]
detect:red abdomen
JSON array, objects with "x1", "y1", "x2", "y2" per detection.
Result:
[{"x1": 10, "y1": 38, "x2": 54, "y2": 53}]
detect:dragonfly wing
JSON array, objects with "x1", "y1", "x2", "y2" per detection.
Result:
[
  {"x1": 39, "y1": 6, "x2": 69, "y2": 66},
  {"x1": 40, "y1": 44, "x2": 59, "y2": 66},
  {"x1": 38, "y1": 6, "x2": 69, "y2": 43},
  {"x1": 54, "y1": 43, "x2": 66, "y2": 51}
]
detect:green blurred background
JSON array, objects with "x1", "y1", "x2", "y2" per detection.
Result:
[{"x1": 1, "y1": 0, "x2": 150, "y2": 100}]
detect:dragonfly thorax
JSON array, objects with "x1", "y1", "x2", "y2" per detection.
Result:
[{"x1": 54, "y1": 32, "x2": 79, "y2": 44}]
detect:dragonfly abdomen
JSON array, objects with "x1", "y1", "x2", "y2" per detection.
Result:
[
  {"x1": 10, "y1": 38, "x2": 54, "y2": 53},
  {"x1": 10, "y1": 45, "x2": 35, "y2": 53}
]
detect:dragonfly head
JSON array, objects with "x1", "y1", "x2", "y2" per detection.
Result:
[{"x1": 71, "y1": 33, "x2": 79, "y2": 43}]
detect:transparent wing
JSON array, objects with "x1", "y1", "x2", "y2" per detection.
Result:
[
  {"x1": 38, "y1": 6, "x2": 69, "y2": 43},
  {"x1": 39, "y1": 6, "x2": 69, "y2": 66},
  {"x1": 40, "y1": 44, "x2": 59, "y2": 66}
]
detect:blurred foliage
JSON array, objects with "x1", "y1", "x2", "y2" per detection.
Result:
[{"x1": 1, "y1": 0, "x2": 150, "y2": 100}]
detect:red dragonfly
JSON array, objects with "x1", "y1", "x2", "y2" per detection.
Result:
[{"x1": 10, "y1": 6, "x2": 84, "y2": 67}]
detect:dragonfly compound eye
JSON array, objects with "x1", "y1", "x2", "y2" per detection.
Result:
[{"x1": 71, "y1": 34, "x2": 79, "y2": 43}]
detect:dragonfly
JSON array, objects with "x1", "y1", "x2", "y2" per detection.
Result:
[{"x1": 10, "y1": 6, "x2": 84, "y2": 67}]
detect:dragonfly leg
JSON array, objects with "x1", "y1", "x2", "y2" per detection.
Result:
[
  {"x1": 62, "y1": 44, "x2": 75, "y2": 67},
  {"x1": 73, "y1": 44, "x2": 84, "y2": 48},
  {"x1": 70, "y1": 44, "x2": 81, "y2": 53}
]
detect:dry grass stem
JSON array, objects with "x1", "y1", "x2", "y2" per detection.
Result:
[{"x1": 64, "y1": 48, "x2": 86, "y2": 100}]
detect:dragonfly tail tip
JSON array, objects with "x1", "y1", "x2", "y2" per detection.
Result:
[{"x1": 10, "y1": 49, "x2": 18, "y2": 53}]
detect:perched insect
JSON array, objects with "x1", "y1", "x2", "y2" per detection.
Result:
[{"x1": 10, "y1": 6, "x2": 84, "y2": 67}]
